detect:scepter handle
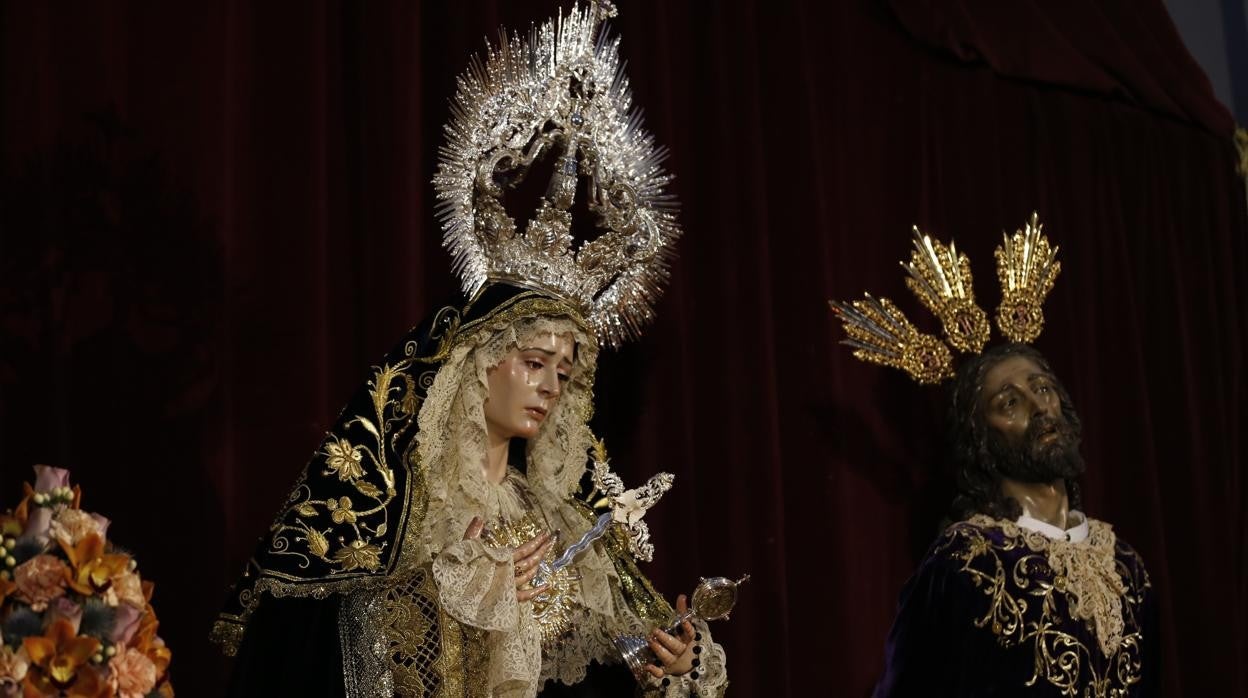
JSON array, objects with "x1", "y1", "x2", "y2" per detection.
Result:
[
  {"x1": 532, "y1": 512, "x2": 613, "y2": 587},
  {"x1": 664, "y1": 610, "x2": 696, "y2": 636}
]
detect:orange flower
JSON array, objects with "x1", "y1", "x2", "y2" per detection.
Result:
[
  {"x1": 59, "y1": 534, "x2": 129, "y2": 599},
  {"x1": 12, "y1": 483, "x2": 33, "y2": 529},
  {"x1": 0, "y1": 512, "x2": 21, "y2": 538},
  {"x1": 147, "y1": 640, "x2": 171, "y2": 682},
  {"x1": 122, "y1": 587, "x2": 170, "y2": 683},
  {"x1": 45, "y1": 667, "x2": 109, "y2": 698},
  {"x1": 131, "y1": 611, "x2": 157, "y2": 653},
  {"x1": 126, "y1": 616, "x2": 171, "y2": 683},
  {"x1": 21, "y1": 619, "x2": 101, "y2": 694}
]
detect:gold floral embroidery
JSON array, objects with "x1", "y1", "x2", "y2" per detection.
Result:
[
  {"x1": 270, "y1": 361, "x2": 410, "y2": 574},
  {"x1": 942, "y1": 516, "x2": 1149, "y2": 697},
  {"x1": 340, "y1": 565, "x2": 489, "y2": 697},
  {"x1": 324, "y1": 438, "x2": 366, "y2": 481},
  {"x1": 376, "y1": 567, "x2": 488, "y2": 696},
  {"x1": 334, "y1": 541, "x2": 384, "y2": 572}
]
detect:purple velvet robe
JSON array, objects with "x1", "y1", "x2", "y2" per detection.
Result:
[{"x1": 875, "y1": 517, "x2": 1157, "y2": 697}]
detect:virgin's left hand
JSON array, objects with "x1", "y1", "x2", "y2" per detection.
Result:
[{"x1": 644, "y1": 594, "x2": 696, "y2": 679}]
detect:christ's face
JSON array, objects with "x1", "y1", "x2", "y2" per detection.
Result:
[
  {"x1": 979, "y1": 355, "x2": 1084, "y2": 483},
  {"x1": 981, "y1": 355, "x2": 1062, "y2": 447},
  {"x1": 483, "y1": 331, "x2": 575, "y2": 441}
]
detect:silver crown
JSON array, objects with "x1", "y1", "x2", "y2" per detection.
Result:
[{"x1": 433, "y1": 2, "x2": 681, "y2": 347}]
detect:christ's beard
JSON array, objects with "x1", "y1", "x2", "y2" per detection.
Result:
[{"x1": 988, "y1": 415, "x2": 1086, "y2": 483}]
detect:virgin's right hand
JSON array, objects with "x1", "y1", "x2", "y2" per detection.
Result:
[
  {"x1": 511, "y1": 530, "x2": 553, "y2": 602},
  {"x1": 461, "y1": 517, "x2": 553, "y2": 602}
]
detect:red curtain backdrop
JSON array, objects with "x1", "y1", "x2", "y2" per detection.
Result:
[{"x1": 2, "y1": 2, "x2": 1244, "y2": 696}]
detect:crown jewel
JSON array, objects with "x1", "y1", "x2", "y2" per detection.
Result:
[
  {"x1": 830, "y1": 213, "x2": 1061, "y2": 383},
  {"x1": 434, "y1": 2, "x2": 680, "y2": 346}
]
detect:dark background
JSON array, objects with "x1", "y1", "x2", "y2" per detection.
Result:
[{"x1": 2, "y1": 1, "x2": 1245, "y2": 695}]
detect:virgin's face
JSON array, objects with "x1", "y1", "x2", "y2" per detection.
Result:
[{"x1": 483, "y1": 331, "x2": 575, "y2": 441}]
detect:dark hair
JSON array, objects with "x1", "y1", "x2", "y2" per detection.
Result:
[{"x1": 946, "y1": 343, "x2": 1083, "y2": 521}]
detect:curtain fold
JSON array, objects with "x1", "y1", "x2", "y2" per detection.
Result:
[{"x1": 886, "y1": 0, "x2": 1235, "y2": 135}]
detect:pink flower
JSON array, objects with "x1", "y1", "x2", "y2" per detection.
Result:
[
  {"x1": 0, "y1": 644, "x2": 29, "y2": 696},
  {"x1": 13, "y1": 554, "x2": 69, "y2": 611},
  {"x1": 32, "y1": 465, "x2": 70, "y2": 491},
  {"x1": 107, "y1": 648, "x2": 157, "y2": 698},
  {"x1": 92, "y1": 513, "x2": 111, "y2": 539},
  {"x1": 49, "y1": 509, "x2": 107, "y2": 548},
  {"x1": 47, "y1": 596, "x2": 84, "y2": 634},
  {"x1": 22, "y1": 507, "x2": 52, "y2": 542},
  {"x1": 110, "y1": 604, "x2": 144, "y2": 646}
]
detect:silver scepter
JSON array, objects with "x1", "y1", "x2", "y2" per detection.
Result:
[
  {"x1": 531, "y1": 512, "x2": 613, "y2": 588},
  {"x1": 614, "y1": 575, "x2": 751, "y2": 682}
]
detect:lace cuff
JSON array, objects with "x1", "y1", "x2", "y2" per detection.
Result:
[
  {"x1": 431, "y1": 537, "x2": 517, "y2": 631},
  {"x1": 643, "y1": 620, "x2": 728, "y2": 698}
]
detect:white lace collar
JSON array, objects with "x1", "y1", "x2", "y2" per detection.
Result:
[{"x1": 1016, "y1": 509, "x2": 1089, "y2": 543}]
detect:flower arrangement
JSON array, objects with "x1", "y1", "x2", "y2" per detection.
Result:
[{"x1": 0, "y1": 466, "x2": 172, "y2": 697}]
